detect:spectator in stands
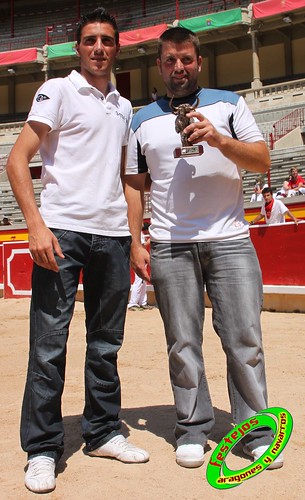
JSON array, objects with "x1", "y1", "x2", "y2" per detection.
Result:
[
  {"x1": 287, "y1": 167, "x2": 305, "y2": 196},
  {"x1": 125, "y1": 26, "x2": 282, "y2": 471},
  {"x1": 1, "y1": 216, "x2": 11, "y2": 225},
  {"x1": 250, "y1": 178, "x2": 263, "y2": 202},
  {"x1": 250, "y1": 187, "x2": 299, "y2": 225},
  {"x1": 151, "y1": 87, "x2": 158, "y2": 102},
  {"x1": 275, "y1": 178, "x2": 289, "y2": 198},
  {"x1": 128, "y1": 223, "x2": 153, "y2": 310},
  {"x1": 6, "y1": 7, "x2": 149, "y2": 495}
]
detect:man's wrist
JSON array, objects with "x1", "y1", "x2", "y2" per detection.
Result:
[{"x1": 131, "y1": 238, "x2": 143, "y2": 248}]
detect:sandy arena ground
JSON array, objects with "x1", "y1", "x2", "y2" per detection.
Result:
[{"x1": 0, "y1": 297, "x2": 304, "y2": 500}]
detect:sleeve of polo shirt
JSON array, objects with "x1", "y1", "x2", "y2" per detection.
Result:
[
  {"x1": 123, "y1": 105, "x2": 133, "y2": 146},
  {"x1": 27, "y1": 78, "x2": 64, "y2": 131},
  {"x1": 125, "y1": 126, "x2": 148, "y2": 175},
  {"x1": 231, "y1": 96, "x2": 264, "y2": 144}
]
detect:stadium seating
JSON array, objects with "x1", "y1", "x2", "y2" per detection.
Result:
[
  {"x1": 0, "y1": 0, "x2": 251, "y2": 50},
  {"x1": 242, "y1": 146, "x2": 305, "y2": 201}
]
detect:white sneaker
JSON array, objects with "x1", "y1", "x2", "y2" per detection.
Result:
[
  {"x1": 25, "y1": 456, "x2": 56, "y2": 493},
  {"x1": 243, "y1": 445, "x2": 284, "y2": 470},
  {"x1": 176, "y1": 444, "x2": 204, "y2": 468},
  {"x1": 88, "y1": 435, "x2": 149, "y2": 463}
]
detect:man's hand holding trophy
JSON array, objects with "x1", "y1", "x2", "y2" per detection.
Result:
[{"x1": 169, "y1": 96, "x2": 204, "y2": 158}]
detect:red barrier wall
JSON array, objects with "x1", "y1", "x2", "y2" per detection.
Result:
[
  {"x1": 3, "y1": 241, "x2": 32, "y2": 298},
  {"x1": 0, "y1": 245, "x2": 3, "y2": 286},
  {"x1": 250, "y1": 221, "x2": 305, "y2": 285},
  {"x1": 1, "y1": 222, "x2": 305, "y2": 298}
]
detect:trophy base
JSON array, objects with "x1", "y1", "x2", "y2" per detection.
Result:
[{"x1": 174, "y1": 145, "x2": 204, "y2": 158}]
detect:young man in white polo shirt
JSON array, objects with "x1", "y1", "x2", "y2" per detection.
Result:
[{"x1": 6, "y1": 7, "x2": 149, "y2": 494}]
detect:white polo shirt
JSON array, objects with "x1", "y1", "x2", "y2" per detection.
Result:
[
  {"x1": 28, "y1": 70, "x2": 132, "y2": 236},
  {"x1": 127, "y1": 88, "x2": 264, "y2": 242}
]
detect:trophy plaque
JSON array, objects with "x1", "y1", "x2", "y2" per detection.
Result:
[{"x1": 170, "y1": 96, "x2": 204, "y2": 158}]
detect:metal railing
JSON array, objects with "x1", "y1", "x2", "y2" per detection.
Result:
[{"x1": 272, "y1": 108, "x2": 305, "y2": 143}]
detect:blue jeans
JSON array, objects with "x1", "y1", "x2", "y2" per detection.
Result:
[
  {"x1": 150, "y1": 238, "x2": 271, "y2": 451},
  {"x1": 20, "y1": 230, "x2": 131, "y2": 461}
]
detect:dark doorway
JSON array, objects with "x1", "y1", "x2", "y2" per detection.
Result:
[{"x1": 116, "y1": 72, "x2": 131, "y2": 100}]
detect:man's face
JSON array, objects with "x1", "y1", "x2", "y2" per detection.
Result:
[
  {"x1": 263, "y1": 192, "x2": 273, "y2": 203},
  {"x1": 157, "y1": 40, "x2": 202, "y2": 97},
  {"x1": 76, "y1": 22, "x2": 119, "y2": 80}
]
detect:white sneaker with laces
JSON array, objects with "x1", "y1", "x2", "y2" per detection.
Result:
[
  {"x1": 243, "y1": 445, "x2": 284, "y2": 469},
  {"x1": 176, "y1": 444, "x2": 204, "y2": 468},
  {"x1": 25, "y1": 456, "x2": 56, "y2": 493},
  {"x1": 88, "y1": 435, "x2": 149, "y2": 463}
]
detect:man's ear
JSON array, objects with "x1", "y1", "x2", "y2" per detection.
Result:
[{"x1": 75, "y1": 43, "x2": 80, "y2": 56}]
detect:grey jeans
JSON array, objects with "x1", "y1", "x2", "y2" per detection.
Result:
[{"x1": 150, "y1": 238, "x2": 271, "y2": 451}]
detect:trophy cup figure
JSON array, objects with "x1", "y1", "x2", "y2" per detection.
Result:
[{"x1": 169, "y1": 96, "x2": 204, "y2": 158}]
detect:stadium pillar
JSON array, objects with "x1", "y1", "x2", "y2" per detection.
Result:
[{"x1": 250, "y1": 31, "x2": 262, "y2": 89}]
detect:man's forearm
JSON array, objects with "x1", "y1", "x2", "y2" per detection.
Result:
[
  {"x1": 218, "y1": 137, "x2": 271, "y2": 173},
  {"x1": 6, "y1": 156, "x2": 43, "y2": 229},
  {"x1": 6, "y1": 121, "x2": 48, "y2": 230},
  {"x1": 126, "y1": 188, "x2": 144, "y2": 246},
  {"x1": 250, "y1": 214, "x2": 263, "y2": 225},
  {"x1": 124, "y1": 174, "x2": 146, "y2": 244},
  {"x1": 124, "y1": 173, "x2": 150, "y2": 279}
]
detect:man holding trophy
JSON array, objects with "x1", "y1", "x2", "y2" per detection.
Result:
[{"x1": 125, "y1": 27, "x2": 283, "y2": 470}]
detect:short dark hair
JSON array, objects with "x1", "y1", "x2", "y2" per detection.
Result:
[
  {"x1": 158, "y1": 27, "x2": 200, "y2": 59},
  {"x1": 76, "y1": 7, "x2": 119, "y2": 45},
  {"x1": 262, "y1": 186, "x2": 272, "y2": 195}
]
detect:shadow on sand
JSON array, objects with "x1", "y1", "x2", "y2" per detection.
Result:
[{"x1": 58, "y1": 404, "x2": 237, "y2": 474}]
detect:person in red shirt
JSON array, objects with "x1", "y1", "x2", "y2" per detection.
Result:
[{"x1": 287, "y1": 167, "x2": 305, "y2": 196}]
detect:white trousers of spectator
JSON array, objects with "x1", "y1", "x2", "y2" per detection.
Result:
[
  {"x1": 128, "y1": 274, "x2": 147, "y2": 307},
  {"x1": 288, "y1": 188, "x2": 305, "y2": 196}
]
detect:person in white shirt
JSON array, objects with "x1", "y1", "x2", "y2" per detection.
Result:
[
  {"x1": 250, "y1": 187, "x2": 299, "y2": 225},
  {"x1": 250, "y1": 179, "x2": 263, "y2": 202},
  {"x1": 151, "y1": 86, "x2": 158, "y2": 102},
  {"x1": 124, "y1": 27, "x2": 282, "y2": 471},
  {"x1": 6, "y1": 7, "x2": 149, "y2": 495},
  {"x1": 128, "y1": 227, "x2": 153, "y2": 310}
]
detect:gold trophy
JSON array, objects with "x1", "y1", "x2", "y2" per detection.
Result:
[{"x1": 170, "y1": 96, "x2": 204, "y2": 158}]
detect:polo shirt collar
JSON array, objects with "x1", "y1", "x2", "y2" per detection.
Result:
[{"x1": 68, "y1": 69, "x2": 120, "y2": 100}]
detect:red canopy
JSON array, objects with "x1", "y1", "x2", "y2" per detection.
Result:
[
  {"x1": 120, "y1": 24, "x2": 168, "y2": 47},
  {"x1": 253, "y1": 0, "x2": 305, "y2": 19},
  {"x1": 0, "y1": 48, "x2": 39, "y2": 65}
]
